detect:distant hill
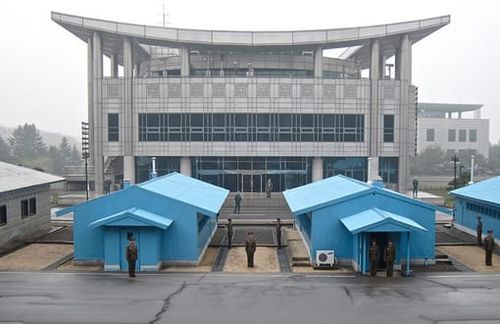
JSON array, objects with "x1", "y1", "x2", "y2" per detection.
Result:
[{"x1": 0, "y1": 125, "x2": 80, "y2": 147}]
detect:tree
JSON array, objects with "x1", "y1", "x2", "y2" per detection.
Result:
[
  {"x1": 410, "y1": 146, "x2": 447, "y2": 175},
  {"x1": 8, "y1": 123, "x2": 47, "y2": 162},
  {"x1": 0, "y1": 135, "x2": 13, "y2": 163},
  {"x1": 59, "y1": 137, "x2": 72, "y2": 167},
  {"x1": 488, "y1": 142, "x2": 500, "y2": 173},
  {"x1": 47, "y1": 145, "x2": 63, "y2": 175},
  {"x1": 69, "y1": 145, "x2": 82, "y2": 166}
]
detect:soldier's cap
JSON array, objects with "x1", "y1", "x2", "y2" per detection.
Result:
[{"x1": 488, "y1": 230, "x2": 493, "y2": 233}]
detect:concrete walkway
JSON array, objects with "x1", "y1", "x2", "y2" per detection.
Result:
[
  {"x1": 223, "y1": 247, "x2": 279, "y2": 272},
  {"x1": 437, "y1": 245, "x2": 500, "y2": 272},
  {"x1": 0, "y1": 243, "x2": 73, "y2": 271}
]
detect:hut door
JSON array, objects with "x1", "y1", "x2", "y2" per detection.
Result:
[{"x1": 120, "y1": 229, "x2": 141, "y2": 271}]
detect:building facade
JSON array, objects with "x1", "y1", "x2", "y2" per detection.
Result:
[
  {"x1": 56, "y1": 173, "x2": 229, "y2": 271},
  {"x1": 0, "y1": 162, "x2": 64, "y2": 248},
  {"x1": 451, "y1": 176, "x2": 500, "y2": 242},
  {"x1": 52, "y1": 12, "x2": 450, "y2": 194},
  {"x1": 283, "y1": 175, "x2": 435, "y2": 273},
  {"x1": 417, "y1": 103, "x2": 489, "y2": 158}
]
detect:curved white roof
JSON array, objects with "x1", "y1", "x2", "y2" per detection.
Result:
[{"x1": 52, "y1": 12, "x2": 450, "y2": 67}]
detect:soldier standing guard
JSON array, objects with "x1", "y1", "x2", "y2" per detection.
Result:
[
  {"x1": 266, "y1": 178, "x2": 273, "y2": 198},
  {"x1": 245, "y1": 231, "x2": 257, "y2": 267},
  {"x1": 385, "y1": 240, "x2": 396, "y2": 277},
  {"x1": 234, "y1": 191, "x2": 242, "y2": 214},
  {"x1": 476, "y1": 216, "x2": 483, "y2": 246},
  {"x1": 369, "y1": 240, "x2": 379, "y2": 276},
  {"x1": 276, "y1": 218, "x2": 282, "y2": 249},
  {"x1": 126, "y1": 237, "x2": 138, "y2": 278},
  {"x1": 226, "y1": 218, "x2": 233, "y2": 249},
  {"x1": 484, "y1": 230, "x2": 495, "y2": 266},
  {"x1": 412, "y1": 178, "x2": 419, "y2": 198}
]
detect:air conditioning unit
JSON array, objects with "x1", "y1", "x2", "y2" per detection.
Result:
[{"x1": 316, "y1": 250, "x2": 335, "y2": 267}]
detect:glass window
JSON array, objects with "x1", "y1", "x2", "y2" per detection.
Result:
[
  {"x1": 426, "y1": 129, "x2": 435, "y2": 142},
  {"x1": 458, "y1": 129, "x2": 466, "y2": 142},
  {"x1": 29, "y1": 197, "x2": 36, "y2": 216},
  {"x1": 108, "y1": 114, "x2": 119, "y2": 142},
  {"x1": 0, "y1": 205, "x2": 6, "y2": 226},
  {"x1": 383, "y1": 115, "x2": 394, "y2": 143},
  {"x1": 469, "y1": 129, "x2": 477, "y2": 142},
  {"x1": 448, "y1": 129, "x2": 456, "y2": 142},
  {"x1": 21, "y1": 200, "x2": 29, "y2": 219}
]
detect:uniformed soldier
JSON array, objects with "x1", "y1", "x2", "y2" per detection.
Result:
[
  {"x1": 276, "y1": 218, "x2": 282, "y2": 249},
  {"x1": 369, "y1": 240, "x2": 379, "y2": 276},
  {"x1": 234, "y1": 191, "x2": 242, "y2": 214},
  {"x1": 385, "y1": 240, "x2": 396, "y2": 277},
  {"x1": 412, "y1": 178, "x2": 419, "y2": 198},
  {"x1": 476, "y1": 216, "x2": 483, "y2": 246},
  {"x1": 266, "y1": 178, "x2": 273, "y2": 198},
  {"x1": 484, "y1": 230, "x2": 495, "y2": 266},
  {"x1": 126, "y1": 237, "x2": 138, "y2": 278},
  {"x1": 226, "y1": 218, "x2": 233, "y2": 249},
  {"x1": 245, "y1": 231, "x2": 257, "y2": 267}
]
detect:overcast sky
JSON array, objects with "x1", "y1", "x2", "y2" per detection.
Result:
[{"x1": 1, "y1": 0, "x2": 499, "y2": 143}]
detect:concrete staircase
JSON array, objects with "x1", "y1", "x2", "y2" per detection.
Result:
[
  {"x1": 283, "y1": 228, "x2": 311, "y2": 267},
  {"x1": 219, "y1": 192, "x2": 293, "y2": 221}
]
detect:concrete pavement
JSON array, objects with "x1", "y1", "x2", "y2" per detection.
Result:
[{"x1": 1, "y1": 272, "x2": 500, "y2": 323}]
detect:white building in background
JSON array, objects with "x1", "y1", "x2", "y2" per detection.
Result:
[
  {"x1": 0, "y1": 162, "x2": 64, "y2": 248},
  {"x1": 417, "y1": 103, "x2": 489, "y2": 159},
  {"x1": 52, "y1": 12, "x2": 450, "y2": 194}
]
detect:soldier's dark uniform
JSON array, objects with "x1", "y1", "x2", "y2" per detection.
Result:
[
  {"x1": 385, "y1": 242, "x2": 396, "y2": 277},
  {"x1": 245, "y1": 232, "x2": 257, "y2": 267},
  {"x1": 369, "y1": 241, "x2": 379, "y2": 276},
  {"x1": 126, "y1": 239, "x2": 138, "y2": 278},
  {"x1": 226, "y1": 219, "x2": 233, "y2": 249},
  {"x1": 276, "y1": 218, "x2": 282, "y2": 249},
  {"x1": 484, "y1": 231, "x2": 495, "y2": 266},
  {"x1": 234, "y1": 192, "x2": 242, "y2": 214},
  {"x1": 476, "y1": 216, "x2": 483, "y2": 246},
  {"x1": 266, "y1": 179, "x2": 273, "y2": 198}
]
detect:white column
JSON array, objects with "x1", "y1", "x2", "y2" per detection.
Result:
[
  {"x1": 399, "y1": 35, "x2": 411, "y2": 83},
  {"x1": 92, "y1": 32, "x2": 104, "y2": 195},
  {"x1": 87, "y1": 36, "x2": 94, "y2": 161},
  {"x1": 180, "y1": 47, "x2": 190, "y2": 76},
  {"x1": 110, "y1": 53, "x2": 118, "y2": 77},
  {"x1": 370, "y1": 40, "x2": 380, "y2": 80},
  {"x1": 314, "y1": 47, "x2": 323, "y2": 78},
  {"x1": 312, "y1": 157, "x2": 323, "y2": 182},
  {"x1": 367, "y1": 157, "x2": 379, "y2": 182},
  {"x1": 123, "y1": 38, "x2": 135, "y2": 184},
  {"x1": 180, "y1": 157, "x2": 192, "y2": 177},
  {"x1": 469, "y1": 155, "x2": 475, "y2": 184},
  {"x1": 369, "y1": 40, "x2": 380, "y2": 157}
]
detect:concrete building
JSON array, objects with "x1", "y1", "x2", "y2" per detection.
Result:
[
  {"x1": 56, "y1": 172, "x2": 228, "y2": 271},
  {"x1": 283, "y1": 175, "x2": 436, "y2": 274},
  {"x1": 417, "y1": 103, "x2": 489, "y2": 158},
  {"x1": 451, "y1": 176, "x2": 500, "y2": 242},
  {"x1": 0, "y1": 161, "x2": 64, "y2": 248},
  {"x1": 52, "y1": 12, "x2": 450, "y2": 194}
]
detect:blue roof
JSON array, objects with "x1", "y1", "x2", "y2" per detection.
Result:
[
  {"x1": 283, "y1": 175, "x2": 371, "y2": 214},
  {"x1": 138, "y1": 173, "x2": 229, "y2": 215},
  {"x1": 450, "y1": 176, "x2": 500, "y2": 207},
  {"x1": 341, "y1": 208, "x2": 427, "y2": 234},
  {"x1": 283, "y1": 175, "x2": 436, "y2": 215},
  {"x1": 88, "y1": 207, "x2": 174, "y2": 229}
]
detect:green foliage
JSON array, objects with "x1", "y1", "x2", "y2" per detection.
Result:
[
  {"x1": 0, "y1": 135, "x2": 14, "y2": 163},
  {"x1": 2, "y1": 123, "x2": 81, "y2": 175}
]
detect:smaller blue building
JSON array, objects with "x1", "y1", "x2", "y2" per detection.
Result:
[
  {"x1": 451, "y1": 176, "x2": 500, "y2": 242},
  {"x1": 57, "y1": 173, "x2": 229, "y2": 271},
  {"x1": 283, "y1": 175, "x2": 436, "y2": 274}
]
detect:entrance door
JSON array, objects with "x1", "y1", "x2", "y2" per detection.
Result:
[
  {"x1": 370, "y1": 232, "x2": 388, "y2": 270},
  {"x1": 120, "y1": 229, "x2": 140, "y2": 271},
  {"x1": 242, "y1": 174, "x2": 262, "y2": 193}
]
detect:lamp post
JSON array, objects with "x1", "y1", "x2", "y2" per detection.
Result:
[
  {"x1": 81, "y1": 121, "x2": 90, "y2": 201},
  {"x1": 450, "y1": 154, "x2": 460, "y2": 189}
]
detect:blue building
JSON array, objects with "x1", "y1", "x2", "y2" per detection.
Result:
[
  {"x1": 57, "y1": 173, "x2": 229, "y2": 271},
  {"x1": 451, "y1": 176, "x2": 500, "y2": 242},
  {"x1": 283, "y1": 175, "x2": 436, "y2": 274}
]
